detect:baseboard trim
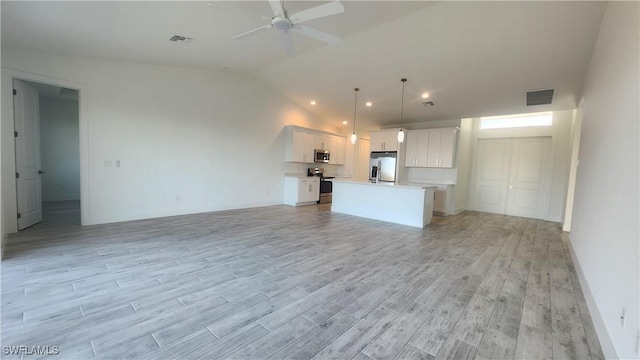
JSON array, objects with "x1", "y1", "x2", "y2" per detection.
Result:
[
  {"x1": 454, "y1": 206, "x2": 466, "y2": 215},
  {"x1": 567, "y1": 237, "x2": 618, "y2": 359},
  {"x1": 42, "y1": 196, "x2": 81, "y2": 202},
  {"x1": 87, "y1": 201, "x2": 282, "y2": 226}
]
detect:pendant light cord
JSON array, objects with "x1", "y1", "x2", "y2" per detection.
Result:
[
  {"x1": 400, "y1": 78, "x2": 407, "y2": 130},
  {"x1": 353, "y1": 88, "x2": 359, "y2": 134}
]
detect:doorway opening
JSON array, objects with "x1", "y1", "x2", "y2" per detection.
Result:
[{"x1": 13, "y1": 79, "x2": 80, "y2": 230}]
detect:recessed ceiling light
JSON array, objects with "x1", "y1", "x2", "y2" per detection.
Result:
[
  {"x1": 310, "y1": 100, "x2": 316, "y2": 105},
  {"x1": 422, "y1": 92, "x2": 430, "y2": 99},
  {"x1": 365, "y1": 101, "x2": 372, "y2": 107},
  {"x1": 342, "y1": 121, "x2": 348, "y2": 125}
]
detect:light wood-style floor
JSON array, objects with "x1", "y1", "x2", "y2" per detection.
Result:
[{"x1": 1, "y1": 201, "x2": 603, "y2": 359}]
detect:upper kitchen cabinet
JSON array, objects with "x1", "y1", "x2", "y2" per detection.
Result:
[
  {"x1": 370, "y1": 129, "x2": 400, "y2": 152},
  {"x1": 405, "y1": 130, "x2": 430, "y2": 167},
  {"x1": 329, "y1": 135, "x2": 346, "y2": 165},
  {"x1": 314, "y1": 133, "x2": 330, "y2": 151},
  {"x1": 285, "y1": 126, "x2": 315, "y2": 163},
  {"x1": 427, "y1": 127, "x2": 457, "y2": 168},
  {"x1": 404, "y1": 127, "x2": 458, "y2": 168},
  {"x1": 284, "y1": 126, "x2": 347, "y2": 165}
]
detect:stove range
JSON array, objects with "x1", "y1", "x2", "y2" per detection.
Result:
[{"x1": 308, "y1": 168, "x2": 334, "y2": 204}]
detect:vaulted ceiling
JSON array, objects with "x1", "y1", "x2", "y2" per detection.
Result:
[{"x1": 1, "y1": 1, "x2": 607, "y2": 129}]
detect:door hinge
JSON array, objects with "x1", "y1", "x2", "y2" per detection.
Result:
[
  {"x1": 13, "y1": 89, "x2": 17, "y2": 95},
  {"x1": 17, "y1": 213, "x2": 21, "y2": 219},
  {"x1": 14, "y1": 131, "x2": 18, "y2": 137},
  {"x1": 15, "y1": 172, "x2": 19, "y2": 179}
]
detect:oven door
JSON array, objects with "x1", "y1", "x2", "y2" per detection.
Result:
[{"x1": 318, "y1": 179, "x2": 333, "y2": 203}]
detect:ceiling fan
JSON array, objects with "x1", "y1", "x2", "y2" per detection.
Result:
[{"x1": 232, "y1": 0, "x2": 345, "y2": 55}]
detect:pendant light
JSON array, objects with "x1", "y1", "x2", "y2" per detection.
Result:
[
  {"x1": 351, "y1": 87, "x2": 359, "y2": 144},
  {"x1": 398, "y1": 78, "x2": 407, "y2": 143}
]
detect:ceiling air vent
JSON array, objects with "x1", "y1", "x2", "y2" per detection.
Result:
[
  {"x1": 526, "y1": 89, "x2": 554, "y2": 106},
  {"x1": 169, "y1": 35, "x2": 192, "y2": 42}
]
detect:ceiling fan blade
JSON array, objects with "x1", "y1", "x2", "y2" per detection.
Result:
[
  {"x1": 293, "y1": 25, "x2": 340, "y2": 45},
  {"x1": 268, "y1": 0, "x2": 284, "y2": 16},
  {"x1": 289, "y1": 1, "x2": 344, "y2": 24},
  {"x1": 281, "y1": 31, "x2": 295, "y2": 56},
  {"x1": 232, "y1": 24, "x2": 272, "y2": 40}
]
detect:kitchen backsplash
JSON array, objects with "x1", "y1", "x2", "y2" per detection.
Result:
[
  {"x1": 407, "y1": 167, "x2": 457, "y2": 184},
  {"x1": 284, "y1": 162, "x2": 342, "y2": 177}
]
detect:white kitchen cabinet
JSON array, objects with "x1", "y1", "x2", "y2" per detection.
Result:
[
  {"x1": 438, "y1": 128, "x2": 456, "y2": 168},
  {"x1": 405, "y1": 131, "x2": 418, "y2": 167},
  {"x1": 405, "y1": 130, "x2": 429, "y2": 167},
  {"x1": 284, "y1": 177, "x2": 320, "y2": 206},
  {"x1": 427, "y1": 128, "x2": 457, "y2": 168},
  {"x1": 432, "y1": 185, "x2": 455, "y2": 215},
  {"x1": 404, "y1": 127, "x2": 457, "y2": 168},
  {"x1": 426, "y1": 130, "x2": 442, "y2": 167},
  {"x1": 285, "y1": 126, "x2": 347, "y2": 165},
  {"x1": 329, "y1": 135, "x2": 346, "y2": 165},
  {"x1": 285, "y1": 127, "x2": 315, "y2": 163},
  {"x1": 433, "y1": 190, "x2": 446, "y2": 214},
  {"x1": 314, "y1": 133, "x2": 330, "y2": 151},
  {"x1": 370, "y1": 129, "x2": 399, "y2": 152}
]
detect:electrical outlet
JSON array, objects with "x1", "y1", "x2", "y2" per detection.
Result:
[{"x1": 175, "y1": 195, "x2": 180, "y2": 201}]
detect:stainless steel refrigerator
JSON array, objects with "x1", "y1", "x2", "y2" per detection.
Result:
[{"x1": 369, "y1": 152, "x2": 397, "y2": 183}]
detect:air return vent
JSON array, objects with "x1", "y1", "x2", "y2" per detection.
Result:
[
  {"x1": 169, "y1": 35, "x2": 192, "y2": 42},
  {"x1": 526, "y1": 89, "x2": 554, "y2": 106}
]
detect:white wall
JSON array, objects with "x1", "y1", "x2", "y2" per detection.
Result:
[
  {"x1": 0, "y1": 79, "x2": 3, "y2": 258},
  {"x1": 454, "y1": 118, "x2": 473, "y2": 213},
  {"x1": 569, "y1": 2, "x2": 639, "y2": 358},
  {"x1": 1, "y1": 48, "x2": 340, "y2": 235},
  {"x1": 39, "y1": 96, "x2": 80, "y2": 201},
  {"x1": 468, "y1": 109, "x2": 572, "y2": 222}
]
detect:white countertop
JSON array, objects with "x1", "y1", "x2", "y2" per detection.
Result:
[
  {"x1": 406, "y1": 180, "x2": 455, "y2": 186},
  {"x1": 332, "y1": 179, "x2": 438, "y2": 190},
  {"x1": 284, "y1": 173, "x2": 342, "y2": 179}
]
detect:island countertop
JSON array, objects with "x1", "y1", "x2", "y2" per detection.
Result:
[{"x1": 331, "y1": 179, "x2": 439, "y2": 190}]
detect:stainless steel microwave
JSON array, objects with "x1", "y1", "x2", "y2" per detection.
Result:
[{"x1": 314, "y1": 149, "x2": 330, "y2": 163}]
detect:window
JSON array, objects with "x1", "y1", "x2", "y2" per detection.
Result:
[{"x1": 480, "y1": 112, "x2": 552, "y2": 130}]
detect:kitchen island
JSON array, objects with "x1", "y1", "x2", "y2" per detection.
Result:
[{"x1": 331, "y1": 180, "x2": 437, "y2": 228}]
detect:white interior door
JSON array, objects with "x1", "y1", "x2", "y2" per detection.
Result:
[
  {"x1": 14, "y1": 79, "x2": 43, "y2": 230},
  {"x1": 472, "y1": 137, "x2": 551, "y2": 219},
  {"x1": 506, "y1": 137, "x2": 551, "y2": 218},
  {"x1": 472, "y1": 139, "x2": 511, "y2": 214}
]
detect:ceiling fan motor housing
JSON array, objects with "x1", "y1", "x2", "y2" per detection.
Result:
[{"x1": 272, "y1": 16, "x2": 293, "y2": 31}]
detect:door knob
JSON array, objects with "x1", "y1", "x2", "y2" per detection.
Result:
[{"x1": 38, "y1": 170, "x2": 46, "y2": 174}]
